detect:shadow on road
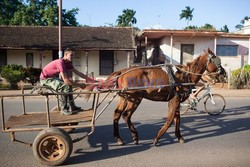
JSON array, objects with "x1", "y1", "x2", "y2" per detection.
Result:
[{"x1": 66, "y1": 105, "x2": 250, "y2": 165}]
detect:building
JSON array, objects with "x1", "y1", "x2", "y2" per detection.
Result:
[
  {"x1": 0, "y1": 26, "x2": 136, "y2": 80},
  {"x1": 137, "y1": 29, "x2": 250, "y2": 72}
]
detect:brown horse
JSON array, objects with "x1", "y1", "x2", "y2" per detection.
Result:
[{"x1": 95, "y1": 48, "x2": 225, "y2": 146}]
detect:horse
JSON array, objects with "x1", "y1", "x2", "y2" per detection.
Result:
[{"x1": 88, "y1": 48, "x2": 225, "y2": 146}]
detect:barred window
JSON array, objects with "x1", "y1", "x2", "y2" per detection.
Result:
[{"x1": 216, "y1": 45, "x2": 238, "y2": 56}]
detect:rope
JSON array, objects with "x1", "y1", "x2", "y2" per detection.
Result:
[{"x1": 174, "y1": 65, "x2": 219, "y2": 77}]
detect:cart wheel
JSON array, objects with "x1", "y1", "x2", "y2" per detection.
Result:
[{"x1": 33, "y1": 128, "x2": 73, "y2": 166}]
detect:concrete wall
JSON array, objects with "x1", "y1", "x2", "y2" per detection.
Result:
[
  {"x1": 7, "y1": 50, "x2": 52, "y2": 68},
  {"x1": 146, "y1": 36, "x2": 249, "y2": 71},
  {"x1": 6, "y1": 49, "x2": 129, "y2": 80}
]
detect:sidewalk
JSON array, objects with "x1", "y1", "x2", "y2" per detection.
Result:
[
  {"x1": 212, "y1": 83, "x2": 250, "y2": 97},
  {"x1": 1, "y1": 85, "x2": 250, "y2": 97}
]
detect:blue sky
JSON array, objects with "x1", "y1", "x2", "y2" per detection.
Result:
[{"x1": 63, "y1": 0, "x2": 249, "y2": 32}]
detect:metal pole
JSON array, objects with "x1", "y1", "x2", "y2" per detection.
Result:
[
  {"x1": 21, "y1": 89, "x2": 26, "y2": 115},
  {"x1": 214, "y1": 35, "x2": 217, "y2": 54},
  {"x1": 170, "y1": 33, "x2": 173, "y2": 64},
  {"x1": 1, "y1": 98, "x2": 5, "y2": 131},
  {"x1": 45, "y1": 96, "x2": 51, "y2": 127},
  {"x1": 58, "y1": 0, "x2": 63, "y2": 58}
]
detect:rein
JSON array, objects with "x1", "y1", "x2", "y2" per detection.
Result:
[{"x1": 99, "y1": 52, "x2": 221, "y2": 88}]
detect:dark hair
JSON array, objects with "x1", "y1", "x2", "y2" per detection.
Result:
[
  {"x1": 64, "y1": 48, "x2": 75, "y2": 56},
  {"x1": 64, "y1": 48, "x2": 74, "y2": 52}
]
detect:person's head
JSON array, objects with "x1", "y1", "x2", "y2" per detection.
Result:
[{"x1": 63, "y1": 48, "x2": 75, "y2": 62}]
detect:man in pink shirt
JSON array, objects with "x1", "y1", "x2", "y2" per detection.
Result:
[{"x1": 40, "y1": 48, "x2": 96, "y2": 115}]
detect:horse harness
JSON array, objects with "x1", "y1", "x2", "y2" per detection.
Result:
[{"x1": 161, "y1": 64, "x2": 193, "y2": 100}]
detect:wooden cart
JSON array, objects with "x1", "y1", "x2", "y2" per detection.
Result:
[{"x1": 0, "y1": 88, "x2": 118, "y2": 166}]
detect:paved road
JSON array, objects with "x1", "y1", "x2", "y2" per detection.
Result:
[{"x1": 0, "y1": 95, "x2": 250, "y2": 167}]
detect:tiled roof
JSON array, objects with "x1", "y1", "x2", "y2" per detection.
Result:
[{"x1": 0, "y1": 26, "x2": 135, "y2": 50}]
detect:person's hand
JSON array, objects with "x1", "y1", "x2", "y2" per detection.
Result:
[{"x1": 80, "y1": 83, "x2": 87, "y2": 89}]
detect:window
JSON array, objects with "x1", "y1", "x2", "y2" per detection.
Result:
[
  {"x1": 216, "y1": 45, "x2": 238, "y2": 56},
  {"x1": 100, "y1": 50, "x2": 114, "y2": 75},
  {"x1": 26, "y1": 53, "x2": 34, "y2": 67},
  {"x1": 0, "y1": 49, "x2": 7, "y2": 72}
]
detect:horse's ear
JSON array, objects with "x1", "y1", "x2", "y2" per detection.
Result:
[{"x1": 207, "y1": 48, "x2": 213, "y2": 54}]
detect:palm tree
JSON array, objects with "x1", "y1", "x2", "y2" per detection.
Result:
[
  {"x1": 179, "y1": 6, "x2": 194, "y2": 26},
  {"x1": 116, "y1": 9, "x2": 137, "y2": 27}
]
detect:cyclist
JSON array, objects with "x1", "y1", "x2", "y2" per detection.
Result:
[{"x1": 190, "y1": 73, "x2": 215, "y2": 100}]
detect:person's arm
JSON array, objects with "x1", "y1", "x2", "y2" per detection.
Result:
[
  {"x1": 60, "y1": 71, "x2": 86, "y2": 89},
  {"x1": 71, "y1": 68, "x2": 97, "y2": 83}
]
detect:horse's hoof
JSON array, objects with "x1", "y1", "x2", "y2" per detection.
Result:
[
  {"x1": 116, "y1": 138, "x2": 124, "y2": 145},
  {"x1": 179, "y1": 138, "x2": 185, "y2": 143},
  {"x1": 133, "y1": 137, "x2": 139, "y2": 145},
  {"x1": 153, "y1": 138, "x2": 158, "y2": 146}
]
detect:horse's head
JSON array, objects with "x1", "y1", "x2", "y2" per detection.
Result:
[{"x1": 205, "y1": 48, "x2": 226, "y2": 77}]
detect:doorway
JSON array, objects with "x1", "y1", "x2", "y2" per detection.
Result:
[
  {"x1": 181, "y1": 44, "x2": 194, "y2": 65},
  {"x1": 99, "y1": 50, "x2": 114, "y2": 75}
]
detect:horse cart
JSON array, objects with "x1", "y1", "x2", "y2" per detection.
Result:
[{"x1": 0, "y1": 86, "x2": 118, "y2": 166}]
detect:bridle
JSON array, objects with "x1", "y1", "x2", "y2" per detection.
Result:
[{"x1": 207, "y1": 52, "x2": 223, "y2": 75}]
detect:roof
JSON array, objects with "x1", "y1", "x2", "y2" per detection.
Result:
[
  {"x1": 138, "y1": 29, "x2": 250, "y2": 40},
  {"x1": 0, "y1": 26, "x2": 135, "y2": 50}
]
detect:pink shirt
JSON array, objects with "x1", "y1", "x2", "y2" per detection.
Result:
[{"x1": 40, "y1": 59, "x2": 74, "y2": 79}]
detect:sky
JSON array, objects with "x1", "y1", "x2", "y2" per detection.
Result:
[{"x1": 62, "y1": 0, "x2": 250, "y2": 32}]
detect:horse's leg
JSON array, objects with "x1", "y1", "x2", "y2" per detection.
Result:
[
  {"x1": 153, "y1": 95, "x2": 181, "y2": 145},
  {"x1": 121, "y1": 97, "x2": 142, "y2": 145},
  {"x1": 114, "y1": 97, "x2": 127, "y2": 145},
  {"x1": 174, "y1": 107, "x2": 185, "y2": 143}
]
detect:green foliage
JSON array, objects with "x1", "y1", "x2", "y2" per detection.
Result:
[
  {"x1": 1, "y1": 64, "x2": 26, "y2": 89},
  {"x1": 220, "y1": 25, "x2": 229, "y2": 32},
  {"x1": 22, "y1": 67, "x2": 42, "y2": 85},
  {"x1": 116, "y1": 9, "x2": 137, "y2": 27},
  {"x1": 179, "y1": 6, "x2": 194, "y2": 26},
  {"x1": 0, "y1": 0, "x2": 79, "y2": 26},
  {"x1": 230, "y1": 65, "x2": 250, "y2": 89},
  {"x1": 184, "y1": 23, "x2": 216, "y2": 31}
]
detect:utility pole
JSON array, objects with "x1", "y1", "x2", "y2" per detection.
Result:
[{"x1": 58, "y1": 0, "x2": 63, "y2": 58}]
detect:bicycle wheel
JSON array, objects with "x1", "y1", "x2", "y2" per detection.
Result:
[
  {"x1": 180, "y1": 98, "x2": 191, "y2": 115},
  {"x1": 204, "y1": 94, "x2": 226, "y2": 115}
]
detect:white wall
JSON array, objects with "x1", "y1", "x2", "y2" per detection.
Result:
[
  {"x1": 145, "y1": 36, "x2": 249, "y2": 71},
  {"x1": 159, "y1": 36, "x2": 214, "y2": 64},
  {"x1": 7, "y1": 50, "x2": 52, "y2": 68},
  {"x1": 217, "y1": 38, "x2": 249, "y2": 71}
]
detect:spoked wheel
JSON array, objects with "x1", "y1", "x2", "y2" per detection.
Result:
[
  {"x1": 204, "y1": 94, "x2": 226, "y2": 116},
  {"x1": 180, "y1": 98, "x2": 191, "y2": 115},
  {"x1": 33, "y1": 128, "x2": 73, "y2": 166}
]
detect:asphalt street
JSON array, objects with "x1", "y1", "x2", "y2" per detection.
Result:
[{"x1": 0, "y1": 95, "x2": 250, "y2": 167}]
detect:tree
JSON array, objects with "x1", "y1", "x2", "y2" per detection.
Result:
[
  {"x1": 0, "y1": 0, "x2": 79, "y2": 26},
  {"x1": 235, "y1": 16, "x2": 250, "y2": 30},
  {"x1": 220, "y1": 25, "x2": 229, "y2": 32},
  {"x1": 200, "y1": 23, "x2": 216, "y2": 31},
  {"x1": 0, "y1": 0, "x2": 24, "y2": 25},
  {"x1": 116, "y1": 9, "x2": 137, "y2": 27},
  {"x1": 179, "y1": 6, "x2": 194, "y2": 26}
]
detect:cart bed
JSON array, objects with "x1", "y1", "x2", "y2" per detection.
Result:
[{"x1": 5, "y1": 110, "x2": 94, "y2": 129}]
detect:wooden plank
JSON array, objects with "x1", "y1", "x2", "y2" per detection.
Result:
[{"x1": 5, "y1": 110, "x2": 94, "y2": 129}]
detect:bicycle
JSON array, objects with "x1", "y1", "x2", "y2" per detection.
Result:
[{"x1": 180, "y1": 84, "x2": 226, "y2": 116}]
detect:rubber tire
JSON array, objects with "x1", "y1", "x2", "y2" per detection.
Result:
[
  {"x1": 33, "y1": 128, "x2": 73, "y2": 166},
  {"x1": 180, "y1": 98, "x2": 191, "y2": 115},
  {"x1": 204, "y1": 94, "x2": 226, "y2": 116}
]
